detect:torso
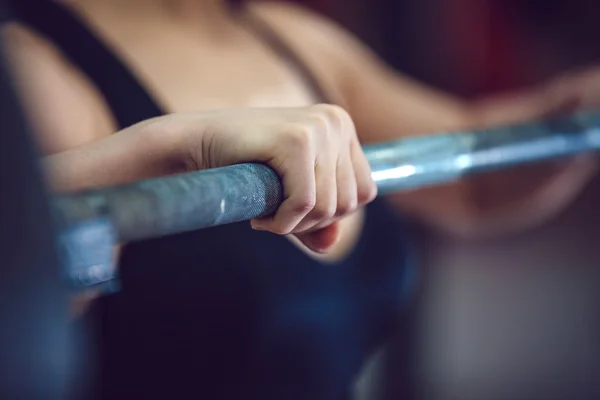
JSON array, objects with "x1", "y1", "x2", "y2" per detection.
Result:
[
  {"x1": 6, "y1": 0, "x2": 346, "y2": 149},
  {"x1": 4, "y1": 0, "x2": 362, "y2": 262},
  {"x1": 71, "y1": 1, "x2": 320, "y2": 113},
  {"x1": 2, "y1": 2, "x2": 414, "y2": 398}
]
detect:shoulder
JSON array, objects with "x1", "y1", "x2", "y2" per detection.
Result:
[
  {"x1": 2, "y1": 22, "x2": 66, "y2": 76},
  {"x1": 247, "y1": 2, "x2": 377, "y2": 104},
  {"x1": 1, "y1": 22, "x2": 90, "y2": 101},
  {"x1": 1, "y1": 22, "x2": 115, "y2": 154},
  {"x1": 248, "y1": 2, "x2": 351, "y2": 45}
]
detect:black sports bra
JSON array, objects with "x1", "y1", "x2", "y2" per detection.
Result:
[{"x1": 9, "y1": 2, "x2": 416, "y2": 399}]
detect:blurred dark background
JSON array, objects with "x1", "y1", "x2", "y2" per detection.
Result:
[
  {"x1": 287, "y1": 0, "x2": 600, "y2": 96},
  {"x1": 272, "y1": 1, "x2": 600, "y2": 399}
]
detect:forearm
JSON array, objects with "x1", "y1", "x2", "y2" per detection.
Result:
[
  {"x1": 349, "y1": 72, "x2": 474, "y2": 144},
  {"x1": 355, "y1": 71, "x2": 596, "y2": 237},
  {"x1": 42, "y1": 118, "x2": 192, "y2": 192},
  {"x1": 353, "y1": 81, "x2": 564, "y2": 147}
]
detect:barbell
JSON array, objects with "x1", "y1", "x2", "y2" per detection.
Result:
[{"x1": 54, "y1": 111, "x2": 600, "y2": 291}]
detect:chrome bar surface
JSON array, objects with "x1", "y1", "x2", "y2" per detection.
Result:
[{"x1": 367, "y1": 111, "x2": 600, "y2": 194}]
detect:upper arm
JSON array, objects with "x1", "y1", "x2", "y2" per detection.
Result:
[
  {"x1": 1, "y1": 23, "x2": 116, "y2": 155},
  {"x1": 250, "y1": 2, "x2": 472, "y2": 144}
]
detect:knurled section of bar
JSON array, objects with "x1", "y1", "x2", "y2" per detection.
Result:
[{"x1": 106, "y1": 163, "x2": 283, "y2": 241}]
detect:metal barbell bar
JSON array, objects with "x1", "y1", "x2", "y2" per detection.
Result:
[{"x1": 54, "y1": 111, "x2": 600, "y2": 290}]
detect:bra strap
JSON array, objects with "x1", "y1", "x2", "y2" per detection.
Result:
[{"x1": 10, "y1": 0, "x2": 164, "y2": 129}]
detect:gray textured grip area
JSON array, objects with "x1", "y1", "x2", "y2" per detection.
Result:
[{"x1": 54, "y1": 163, "x2": 283, "y2": 242}]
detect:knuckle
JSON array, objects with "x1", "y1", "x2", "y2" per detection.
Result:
[
  {"x1": 313, "y1": 104, "x2": 355, "y2": 138},
  {"x1": 286, "y1": 125, "x2": 314, "y2": 148},
  {"x1": 307, "y1": 114, "x2": 330, "y2": 135},
  {"x1": 358, "y1": 182, "x2": 378, "y2": 204},
  {"x1": 311, "y1": 202, "x2": 337, "y2": 220},
  {"x1": 286, "y1": 123, "x2": 310, "y2": 138},
  {"x1": 314, "y1": 103, "x2": 348, "y2": 120},
  {"x1": 271, "y1": 223, "x2": 294, "y2": 236},
  {"x1": 336, "y1": 198, "x2": 358, "y2": 216},
  {"x1": 289, "y1": 194, "x2": 317, "y2": 215}
]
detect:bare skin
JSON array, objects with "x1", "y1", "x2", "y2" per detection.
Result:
[{"x1": 3, "y1": 0, "x2": 600, "y2": 262}]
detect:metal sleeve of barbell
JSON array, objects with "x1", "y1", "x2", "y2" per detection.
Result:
[{"x1": 53, "y1": 111, "x2": 600, "y2": 243}]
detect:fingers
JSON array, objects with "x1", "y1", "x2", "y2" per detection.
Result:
[
  {"x1": 251, "y1": 129, "x2": 317, "y2": 234},
  {"x1": 335, "y1": 147, "x2": 358, "y2": 218},
  {"x1": 293, "y1": 159, "x2": 338, "y2": 233},
  {"x1": 350, "y1": 137, "x2": 377, "y2": 205},
  {"x1": 295, "y1": 222, "x2": 341, "y2": 254},
  {"x1": 251, "y1": 104, "x2": 376, "y2": 251},
  {"x1": 295, "y1": 106, "x2": 342, "y2": 233}
]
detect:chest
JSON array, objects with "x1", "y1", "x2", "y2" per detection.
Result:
[
  {"x1": 83, "y1": 18, "x2": 320, "y2": 113},
  {"x1": 40, "y1": 10, "x2": 365, "y2": 264}
]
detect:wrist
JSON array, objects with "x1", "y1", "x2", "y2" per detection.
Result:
[
  {"x1": 161, "y1": 112, "x2": 226, "y2": 171},
  {"x1": 44, "y1": 116, "x2": 200, "y2": 193},
  {"x1": 133, "y1": 115, "x2": 201, "y2": 175}
]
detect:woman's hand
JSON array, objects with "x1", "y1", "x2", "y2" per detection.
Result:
[
  {"x1": 47, "y1": 105, "x2": 376, "y2": 254},
  {"x1": 171, "y1": 104, "x2": 377, "y2": 253},
  {"x1": 52, "y1": 104, "x2": 374, "y2": 315}
]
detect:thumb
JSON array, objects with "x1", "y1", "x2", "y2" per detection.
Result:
[{"x1": 294, "y1": 222, "x2": 341, "y2": 254}]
